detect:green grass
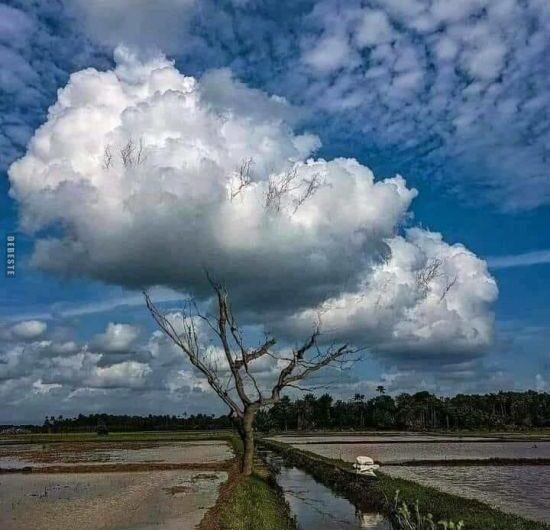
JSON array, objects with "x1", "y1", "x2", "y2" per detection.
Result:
[
  {"x1": 260, "y1": 439, "x2": 550, "y2": 530},
  {"x1": 218, "y1": 474, "x2": 296, "y2": 530},
  {"x1": 198, "y1": 434, "x2": 295, "y2": 530}
]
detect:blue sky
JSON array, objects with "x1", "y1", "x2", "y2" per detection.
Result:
[{"x1": 1, "y1": 0, "x2": 550, "y2": 423}]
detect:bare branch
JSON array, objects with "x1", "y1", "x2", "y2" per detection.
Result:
[
  {"x1": 234, "y1": 337, "x2": 277, "y2": 369},
  {"x1": 416, "y1": 258, "x2": 442, "y2": 294},
  {"x1": 103, "y1": 145, "x2": 113, "y2": 169},
  {"x1": 230, "y1": 158, "x2": 253, "y2": 200},
  {"x1": 120, "y1": 138, "x2": 147, "y2": 168},
  {"x1": 143, "y1": 290, "x2": 244, "y2": 417},
  {"x1": 265, "y1": 165, "x2": 323, "y2": 214},
  {"x1": 283, "y1": 343, "x2": 359, "y2": 385},
  {"x1": 416, "y1": 257, "x2": 457, "y2": 302},
  {"x1": 439, "y1": 274, "x2": 457, "y2": 302},
  {"x1": 206, "y1": 276, "x2": 252, "y2": 406},
  {"x1": 120, "y1": 139, "x2": 135, "y2": 167},
  {"x1": 265, "y1": 166, "x2": 299, "y2": 212},
  {"x1": 136, "y1": 138, "x2": 146, "y2": 165},
  {"x1": 292, "y1": 173, "x2": 321, "y2": 213}
]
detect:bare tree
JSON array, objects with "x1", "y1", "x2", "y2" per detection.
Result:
[{"x1": 144, "y1": 277, "x2": 360, "y2": 475}]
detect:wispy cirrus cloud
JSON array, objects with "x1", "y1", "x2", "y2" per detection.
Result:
[{"x1": 487, "y1": 250, "x2": 550, "y2": 270}]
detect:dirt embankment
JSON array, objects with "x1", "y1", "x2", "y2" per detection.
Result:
[{"x1": 199, "y1": 462, "x2": 242, "y2": 530}]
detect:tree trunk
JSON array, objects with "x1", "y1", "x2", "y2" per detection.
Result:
[{"x1": 240, "y1": 406, "x2": 257, "y2": 476}]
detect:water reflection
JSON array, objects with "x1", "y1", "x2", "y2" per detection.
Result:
[{"x1": 261, "y1": 451, "x2": 390, "y2": 530}]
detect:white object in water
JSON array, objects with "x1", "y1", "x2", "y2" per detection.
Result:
[
  {"x1": 353, "y1": 455, "x2": 380, "y2": 477},
  {"x1": 356, "y1": 456, "x2": 374, "y2": 466}
]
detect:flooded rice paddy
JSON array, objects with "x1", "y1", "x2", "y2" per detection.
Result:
[
  {"x1": 3, "y1": 435, "x2": 549, "y2": 527},
  {"x1": 0, "y1": 439, "x2": 233, "y2": 529},
  {"x1": 273, "y1": 434, "x2": 550, "y2": 523},
  {"x1": 384, "y1": 465, "x2": 550, "y2": 523},
  {"x1": 0, "y1": 470, "x2": 226, "y2": 530},
  {"x1": 287, "y1": 440, "x2": 550, "y2": 463},
  {"x1": 262, "y1": 450, "x2": 390, "y2": 530},
  {"x1": 0, "y1": 440, "x2": 233, "y2": 469},
  {"x1": 271, "y1": 434, "x2": 504, "y2": 444}
]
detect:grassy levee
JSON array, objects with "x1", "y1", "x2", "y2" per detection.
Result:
[
  {"x1": 259, "y1": 439, "x2": 550, "y2": 530},
  {"x1": 216, "y1": 472, "x2": 296, "y2": 530},
  {"x1": 200, "y1": 434, "x2": 297, "y2": 530}
]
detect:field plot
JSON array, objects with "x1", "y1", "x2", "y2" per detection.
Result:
[
  {"x1": 0, "y1": 470, "x2": 226, "y2": 530},
  {"x1": 384, "y1": 465, "x2": 550, "y2": 523},
  {"x1": 270, "y1": 434, "x2": 504, "y2": 443},
  {"x1": 0, "y1": 439, "x2": 235, "y2": 529},
  {"x1": 287, "y1": 440, "x2": 550, "y2": 463},
  {"x1": 270, "y1": 435, "x2": 550, "y2": 523},
  {"x1": 0, "y1": 440, "x2": 233, "y2": 470}
]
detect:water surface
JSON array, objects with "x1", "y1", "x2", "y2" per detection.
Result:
[
  {"x1": 292, "y1": 441, "x2": 550, "y2": 463},
  {"x1": 272, "y1": 434, "x2": 502, "y2": 444},
  {"x1": 0, "y1": 469, "x2": 226, "y2": 530},
  {"x1": 0, "y1": 440, "x2": 233, "y2": 469},
  {"x1": 263, "y1": 451, "x2": 390, "y2": 530},
  {"x1": 384, "y1": 465, "x2": 550, "y2": 523}
]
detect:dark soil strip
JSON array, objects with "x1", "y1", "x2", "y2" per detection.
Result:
[{"x1": 382, "y1": 458, "x2": 550, "y2": 466}]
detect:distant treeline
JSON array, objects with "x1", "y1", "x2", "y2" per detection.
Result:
[
  {"x1": 35, "y1": 412, "x2": 232, "y2": 433},
  {"x1": 255, "y1": 390, "x2": 550, "y2": 431},
  {"x1": 11, "y1": 390, "x2": 550, "y2": 433}
]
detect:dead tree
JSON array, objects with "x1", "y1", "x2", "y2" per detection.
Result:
[{"x1": 144, "y1": 277, "x2": 360, "y2": 475}]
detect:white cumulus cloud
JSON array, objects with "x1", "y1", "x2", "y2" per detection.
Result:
[
  {"x1": 91, "y1": 322, "x2": 141, "y2": 354},
  {"x1": 11, "y1": 320, "x2": 47, "y2": 340},
  {"x1": 279, "y1": 229, "x2": 497, "y2": 359},
  {"x1": 9, "y1": 47, "x2": 497, "y2": 361}
]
